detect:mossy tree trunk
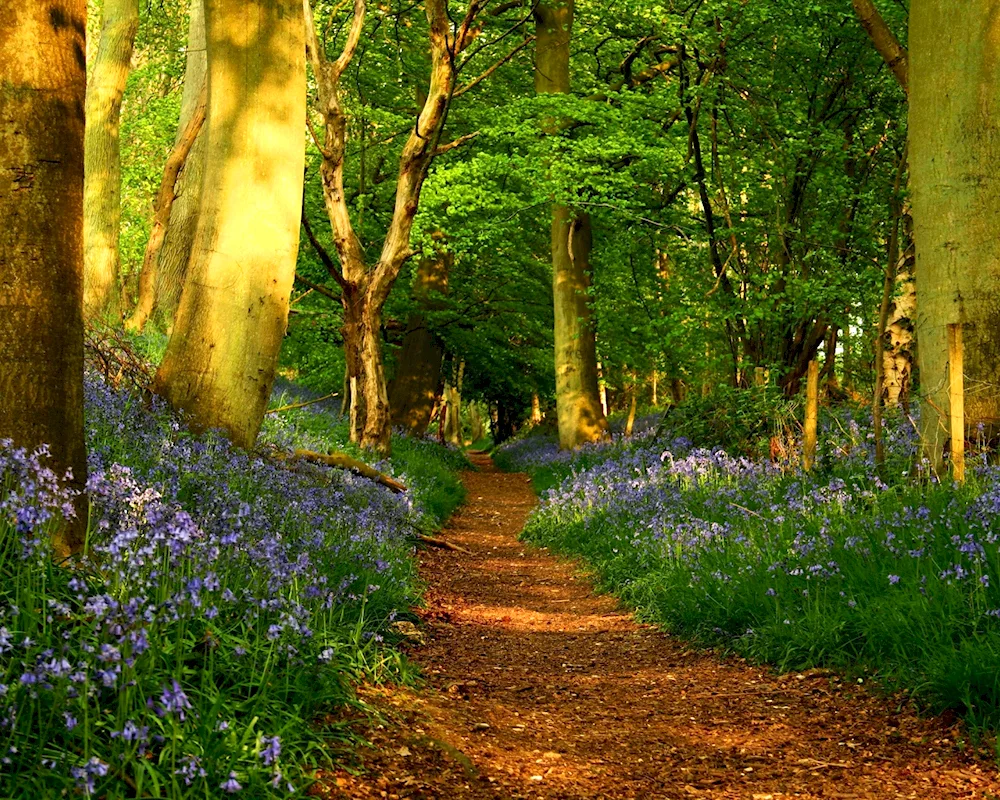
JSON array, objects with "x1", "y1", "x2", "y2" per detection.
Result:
[
  {"x1": 83, "y1": 0, "x2": 139, "y2": 322},
  {"x1": 153, "y1": 0, "x2": 306, "y2": 450},
  {"x1": 535, "y1": 0, "x2": 608, "y2": 450},
  {"x1": 910, "y1": 1, "x2": 1000, "y2": 471},
  {"x1": 0, "y1": 1, "x2": 89, "y2": 556}
]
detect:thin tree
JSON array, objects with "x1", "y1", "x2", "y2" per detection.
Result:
[
  {"x1": 535, "y1": 0, "x2": 608, "y2": 449},
  {"x1": 126, "y1": 0, "x2": 208, "y2": 333},
  {"x1": 0, "y1": 1, "x2": 89, "y2": 556},
  {"x1": 83, "y1": 0, "x2": 139, "y2": 321}
]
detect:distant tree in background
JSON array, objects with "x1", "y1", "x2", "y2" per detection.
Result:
[{"x1": 83, "y1": 0, "x2": 139, "y2": 321}]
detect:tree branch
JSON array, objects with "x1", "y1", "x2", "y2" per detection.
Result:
[
  {"x1": 301, "y1": 205, "x2": 349, "y2": 291},
  {"x1": 435, "y1": 131, "x2": 480, "y2": 156},
  {"x1": 454, "y1": 34, "x2": 535, "y2": 97},
  {"x1": 294, "y1": 272, "x2": 341, "y2": 303},
  {"x1": 850, "y1": 0, "x2": 908, "y2": 94}
]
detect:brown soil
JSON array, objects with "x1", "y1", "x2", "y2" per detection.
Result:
[{"x1": 315, "y1": 454, "x2": 1000, "y2": 800}]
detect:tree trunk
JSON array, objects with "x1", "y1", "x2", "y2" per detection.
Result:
[
  {"x1": 358, "y1": 303, "x2": 391, "y2": 454},
  {"x1": 625, "y1": 372, "x2": 638, "y2": 437},
  {"x1": 470, "y1": 402, "x2": 485, "y2": 442},
  {"x1": 0, "y1": 1, "x2": 89, "y2": 557},
  {"x1": 444, "y1": 360, "x2": 464, "y2": 446},
  {"x1": 388, "y1": 250, "x2": 449, "y2": 434},
  {"x1": 536, "y1": 0, "x2": 608, "y2": 450},
  {"x1": 531, "y1": 392, "x2": 542, "y2": 424},
  {"x1": 148, "y1": 0, "x2": 208, "y2": 332},
  {"x1": 83, "y1": 0, "x2": 139, "y2": 322},
  {"x1": 125, "y1": 81, "x2": 207, "y2": 332},
  {"x1": 153, "y1": 0, "x2": 306, "y2": 450},
  {"x1": 910, "y1": 1, "x2": 1000, "y2": 471},
  {"x1": 883, "y1": 205, "x2": 915, "y2": 408}
]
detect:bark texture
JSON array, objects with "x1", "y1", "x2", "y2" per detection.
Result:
[
  {"x1": 910, "y1": 1, "x2": 1000, "y2": 470},
  {"x1": 0, "y1": 1, "x2": 89, "y2": 556},
  {"x1": 83, "y1": 0, "x2": 139, "y2": 321},
  {"x1": 535, "y1": 0, "x2": 608, "y2": 449},
  {"x1": 388, "y1": 251, "x2": 450, "y2": 434},
  {"x1": 149, "y1": 0, "x2": 208, "y2": 331},
  {"x1": 153, "y1": 0, "x2": 306, "y2": 450}
]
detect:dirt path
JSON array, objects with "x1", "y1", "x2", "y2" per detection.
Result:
[{"x1": 318, "y1": 455, "x2": 1000, "y2": 799}]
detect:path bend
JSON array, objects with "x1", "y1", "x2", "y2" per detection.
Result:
[{"x1": 321, "y1": 454, "x2": 1000, "y2": 800}]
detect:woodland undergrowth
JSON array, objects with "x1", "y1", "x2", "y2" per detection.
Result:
[
  {"x1": 0, "y1": 359, "x2": 466, "y2": 798},
  {"x1": 501, "y1": 393, "x2": 1000, "y2": 748}
]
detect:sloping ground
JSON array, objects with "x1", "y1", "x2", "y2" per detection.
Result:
[{"x1": 314, "y1": 454, "x2": 1000, "y2": 799}]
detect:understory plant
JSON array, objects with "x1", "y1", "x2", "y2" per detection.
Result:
[{"x1": 0, "y1": 376, "x2": 460, "y2": 798}]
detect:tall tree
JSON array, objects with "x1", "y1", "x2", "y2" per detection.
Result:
[
  {"x1": 83, "y1": 0, "x2": 139, "y2": 321},
  {"x1": 0, "y1": 1, "x2": 89, "y2": 556},
  {"x1": 126, "y1": 0, "x2": 208, "y2": 333},
  {"x1": 910, "y1": 1, "x2": 1000, "y2": 470},
  {"x1": 153, "y1": 0, "x2": 306, "y2": 449},
  {"x1": 535, "y1": 0, "x2": 608, "y2": 449},
  {"x1": 304, "y1": 0, "x2": 487, "y2": 455}
]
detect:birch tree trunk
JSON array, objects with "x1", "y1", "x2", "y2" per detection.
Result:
[
  {"x1": 0, "y1": 1, "x2": 89, "y2": 556},
  {"x1": 883, "y1": 206, "x2": 915, "y2": 408},
  {"x1": 910, "y1": 1, "x2": 1000, "y2": 471},
  {"x1": 83, "y1": 0, "x2": 139, "y2": 322},
  {"x1": 153, "y1": 0, "x2": 306, "y2": 450},
  {"x1": 535, "y1": 0, "x2": 608, "y2": 450}
]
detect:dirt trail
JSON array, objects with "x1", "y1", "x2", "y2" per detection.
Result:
[{"x1": 319, "y1": 454, "x2": 1000, "y2": 799}]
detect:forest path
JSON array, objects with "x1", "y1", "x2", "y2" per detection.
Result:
[{"x1": 319, "y1": 454, "x2": 1000, "y2": 800}]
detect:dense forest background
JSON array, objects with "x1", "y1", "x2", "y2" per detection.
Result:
[{"x1": 101, "y1": 0, "x2": 909, "y2": 445}]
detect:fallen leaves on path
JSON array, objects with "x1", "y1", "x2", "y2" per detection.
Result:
[{"x1": 312, "y1": 455, "x2": 1000, "y2": 799}]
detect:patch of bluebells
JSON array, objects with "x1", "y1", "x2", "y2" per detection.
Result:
[
  {"x1": 0, "y1": 375, "x2": 441, "y2": 797},
  {"x1": 520, "y1": 405, "x2": 1000, "y2": 727}
]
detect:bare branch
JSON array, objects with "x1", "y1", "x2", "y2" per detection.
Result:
[
  {"x1": 333, "y1": 0, "x2": 366, "y2": 76},
  {"x1": 293, "y1": 272, "x2": 341, "y2": 303},
  {"x1": 435, "y1": 131, "x2": 480, "y2": 156},
  {"x1": 301, "y1": 207, "x2": 350, "y2": 291},
  {"x1": 454, "y1": 35, "x2": 534, "y2": 97}
]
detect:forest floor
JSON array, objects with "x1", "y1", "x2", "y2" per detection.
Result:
[{"x1": 314, "y1": 454, "x2": 1000, "y2": 800}]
